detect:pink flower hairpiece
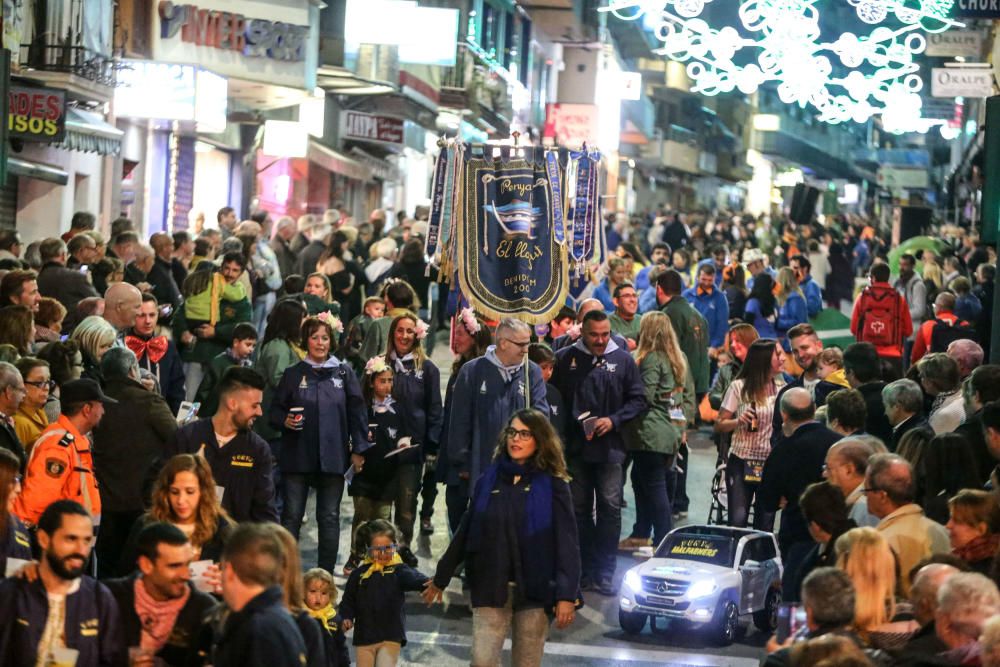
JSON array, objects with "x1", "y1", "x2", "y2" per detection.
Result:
[
  {"x1": 414, "y1": 319, "x2": 429, "y2": 341},
  {"x1": 566, "y1": 322, "x2": 582, "y2": 340},
  {"x1": 365, "y1": 355, "x2": 390, "y2": 375},
  {"x1": 316, "y1": 311, "x2": 344, "y2": 335},
  {"x1": 458, "y1": 307, "x2": 481, "y2": 335}
]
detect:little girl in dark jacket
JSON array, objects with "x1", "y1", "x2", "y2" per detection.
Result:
[
  {"x1": 304, "y1": 567, "x2": 350, "y2": 667},
  {"x1": 344, "y1": 356, "x2": 401, "y2": 574},
  {"x1": 340, "y1": 520, "x2": 429, "y2": 667}
]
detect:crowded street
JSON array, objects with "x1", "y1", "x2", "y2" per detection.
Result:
[{"x1": 5, "y1": 1, "x2": 1000, "y2": 667}]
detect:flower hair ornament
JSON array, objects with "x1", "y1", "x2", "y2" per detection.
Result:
[
  {"x1": 566, "y1": 322, "x2": 582, "y2": 340},
  {"x1": 457, "y1": 307, "x2": 481, "y2": 335},
  {"x1": 414, "y1": 319, "x2": 429, "y2": 341},
  {"x1": 365, "y1": 355, "x2": 390, "y2": 375},
  {"x1": 316, "y1": 311, "x2": 344, "y2": 335}
]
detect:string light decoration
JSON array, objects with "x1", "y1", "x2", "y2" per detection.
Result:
[{"x1": 600, "y1": 0, "x2": 963, "y2": 131}]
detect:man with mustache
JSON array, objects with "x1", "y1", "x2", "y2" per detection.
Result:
[{"x1": 0, "y1": 500, "x2": 123, "y2": 666}]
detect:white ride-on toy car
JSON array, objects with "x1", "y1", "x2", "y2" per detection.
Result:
[{"x1": 619, "y1": 524, "x2": 783, "y2": 645}]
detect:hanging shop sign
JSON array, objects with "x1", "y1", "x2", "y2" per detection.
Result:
[
  {"x1": 931, "y1": 67, "x2": 995, "y2": 98},
  {"x1": 925, "y1": 29, "x2": 985, "y2": 58},
  {"x1": 8, "y1": 84, "x2": 66, "y2": 142},
  {"x1": 340, "y1": 111, "x2": 404, "y2": 146},
  {"x1": 951, "y1": 0, "x2": 1000, "y2": 19},
  {"x1": 114, "y1": 61, "x2": 228, "y2": 132},
  {"x1": 425, "y1": 141, "x2": 606, "y2": 323},
  {"x1": 543, "y1": 104, "x2": 598, "y2": 150},
  {"x1": 153, "y1": 0, "x2": 314, "y2": 89}
]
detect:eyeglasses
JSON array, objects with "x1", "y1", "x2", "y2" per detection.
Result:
[
  {"x1": 502, "y1": 338, "x2": 531, "y2": 349},
  {"x1": 13, "y1": 474, "x2": 22, "y2": 485},
  {"x1": 505, "y1": 427, "x2": 534, "y2": 441},
  {"x1": 25, "y1": 380, "x2": 55, "y2": 390},
  {"x1": 367, "y1": 544, "x2": 398, "y2": 555}
]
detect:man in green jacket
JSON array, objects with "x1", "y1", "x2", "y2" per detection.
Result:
[
  {"x1": 173, "y1": 255, "x2": 254, "y2": 399},
  {"x1": 655, "y1": 268, "x2": 709, "y2": 520}
]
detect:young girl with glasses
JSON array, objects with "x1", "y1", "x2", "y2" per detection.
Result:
[{"x1": 340, "y1": 519, "x2": 429, "y2": 667}]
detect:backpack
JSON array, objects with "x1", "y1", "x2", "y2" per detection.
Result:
[
  {"x1": 929, "y1": 317, "x2": 978, "y2": 353},
  {"x1": 857, "y1": 285, "x2": 901, "y2": 348}
]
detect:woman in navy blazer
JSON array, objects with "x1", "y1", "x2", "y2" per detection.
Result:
[{"x1": 270, "y1": 314, "x2": 367, "y2": 573}]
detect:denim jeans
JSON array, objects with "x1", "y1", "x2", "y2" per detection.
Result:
[
  {"x1": 282, "y1": 473, "x2": 345, "y2": 572},
  {"x1": 445, "y1": 481, "x2": 469, "y2": 536},
  {"x1": 394, "y1": 463, "x2": 421, "y2": 546},
  {"x1": 568, "y1": 459, "x2": 622, "y2": 581},
  {"x1": 419, "y1": 460, "x2": 439, "y2": 522},
  {"x1": 471, "y1": 586, "x2": 549, "y2": 667},
  {"x1": 671, "y1": 442, "x2": 690, "y2": 513},
  {"x1": 725, "y1": 454, "x2": 775, "y2": 531},
  {"x1": 629, "y1": 451, "x2": 673, "y2": 546}
]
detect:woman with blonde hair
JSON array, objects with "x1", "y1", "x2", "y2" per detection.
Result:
[
  {"x1": 264, "y1": 523, "x2": 329, "y2": 667},
  {"x1": 835, "y1": 527, "x2": 918, "y2": 650},
  {"x1": 775, "y1": 266, "x2": 808, "y2": 346},
  {"x1": 70, "y1": 315, "x2": 117, "y2": 382},
  {"x1": 621, "y1": 311, "x2": 694, "y2": 549}
]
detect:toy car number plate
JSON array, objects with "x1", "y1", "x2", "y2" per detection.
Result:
[
  {"x1": 645, "y1": 594, "x2": 675, "y2": 606},
  {"x1": 744, "y1": 459, "x2": 764, "y2": 483}
]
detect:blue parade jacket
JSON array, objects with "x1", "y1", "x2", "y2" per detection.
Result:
[
  {"x1": 389, "y1": 356, "x2": 443, "y2": 466},
  {"x1": 550, "y1": 340, "x2": 648, "y2": 464},
  {"x1": 269, "y1": 358, "x2": 368, "y2": 475},
  {"x1": 446, "y1": 355, "x2": 548, "y2": 493},
  {"x1": 0, "y1": 575, "x2": 124, "y2": 666}
]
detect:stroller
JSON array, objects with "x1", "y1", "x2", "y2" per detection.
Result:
[{"x1": 707, "y1": 462, "x2": 728, "y2": 525}]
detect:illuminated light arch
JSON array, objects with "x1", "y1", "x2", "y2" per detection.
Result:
[{"x1": 600, "y1": 0, "x2": 963, "y2": 132}]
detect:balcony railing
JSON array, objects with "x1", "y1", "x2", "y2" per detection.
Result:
[{"x1": 20, "y1": 41, "x2": 123, "y2": 87}]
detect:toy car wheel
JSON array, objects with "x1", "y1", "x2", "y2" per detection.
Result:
[
  {"x1": 619, "y1": 608, "x2": 647, "y2": 635},
  {"x1": 753, "y1": 588, "x2": 780, "y2": 632},
  {"x1": 716, "y1": 602, "x2": 739, "y2": 645}
]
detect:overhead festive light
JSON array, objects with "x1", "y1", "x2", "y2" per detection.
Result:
[{"x1": 600, "y1": 0, "x2": 963, "y2": 130}]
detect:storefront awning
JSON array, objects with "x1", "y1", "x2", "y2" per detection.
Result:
[
  {"x1": 308, "y1": 140, "x2": 372, "y2": 182},
  {"x1": 7, "y1": 157, "x2": 69, "y2": 185},
  {"x1": 56, "y1": 108, "x2": 123, "y2": 156}
]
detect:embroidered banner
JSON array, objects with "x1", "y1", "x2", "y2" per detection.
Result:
[{"x1": 457, "y1": 149, "x2": 568, "y2": 324}]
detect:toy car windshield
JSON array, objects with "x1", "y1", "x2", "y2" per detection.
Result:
[{"x1": 654, "y1": 533, "x2": 735, "y2": 568}]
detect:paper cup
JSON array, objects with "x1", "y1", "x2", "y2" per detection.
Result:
[
  {"x1": 289, "y1": 407, "x2": 305, "y2": 430},
  {"x1": 190, "y1": 559, "x2": 214, "y2": 593},
  {"x1": 49, "y1": 648, "x2": 79, "y2": 667}
]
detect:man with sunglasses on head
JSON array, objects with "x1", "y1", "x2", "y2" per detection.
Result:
[{"x1": 446, "y1": 318, "x2": 549, "y2": 532}]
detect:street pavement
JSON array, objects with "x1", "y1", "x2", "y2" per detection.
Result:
[{"x1": 297, "y1": 333, "x2": 769, "y2": 665}]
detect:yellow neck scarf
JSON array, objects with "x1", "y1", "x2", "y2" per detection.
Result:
[
  {"x1": 306, "y1": 603, "x2": 337, "y2": 632},
  {"x1": 360, "y1": 554, "x2": 403, "y2": 580}
]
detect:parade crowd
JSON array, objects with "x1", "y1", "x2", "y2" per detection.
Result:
[{"x1": 0, "y1": 206, "x2": 1000, "y2": 667}]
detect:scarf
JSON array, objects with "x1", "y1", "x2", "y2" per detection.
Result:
[
  {"x1": 372, "y1": 396, "x2": 396, "y2": 414},
  {"x1": 571, "y1": 336, "x2": 620, "y2": 361},
  {"x1": 306, "y1": 603, "x2": 338, "y2": 633},
  {"x1": 125, "y1": 334, "x2": 168, "y2": 364},
  {"x1": 483, "y1": 345, "x2": 523, "y2": 384},
  {"x1": 134, "y1": 576, "x2": 190, "y2": 651},
  {"x1": 466, "y1": 457, "x2": 553, "y2": 554},
  {"x1": 359, "y1": 553, "x2": 404, "y2": 580},
  {"x1": 391, "y1": 352, "x2": 415, "y2": 374},
  {"x1": 953, "y1": 533, "x2": 1000, "y2": 565},
  {"x1": 225, "y1": 348, "x2": 253, "y2": 368}
]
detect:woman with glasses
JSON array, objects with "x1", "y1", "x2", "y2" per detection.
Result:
[
  {"x1": 424, "y1": 409, "x2": 580, "y2": 667},
  {"x1": 715, "y1": 338, "x2": 787, "y2": 530},
  {"x1": 0, "y1": 448, "x2": 30, "y2": 578},
  {"x1": 13, "y1": 358, "x2": 50, "y2": 455}
]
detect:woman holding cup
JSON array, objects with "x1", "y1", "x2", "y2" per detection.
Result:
[
  {"x1": 714, "y1": 338, "x2": 787, "y2": 530},
  {"x1": 270, "y1": 313, "x2": 368, "y2": 573},
  {"x1": 119, "y1": 454, "x2": 232, "y2": 586}
]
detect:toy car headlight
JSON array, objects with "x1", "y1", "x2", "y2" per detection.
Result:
[
  {"x1": 687, "y1": 580, "x2": 718, "y2": 599},
  {"x1": 624, "y1": 570, "x2": 642, "y2": 593}
]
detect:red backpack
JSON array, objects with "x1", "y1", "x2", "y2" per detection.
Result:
[{"x1": 857, "y1": 285, "x2": 901, "y2": 348}]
